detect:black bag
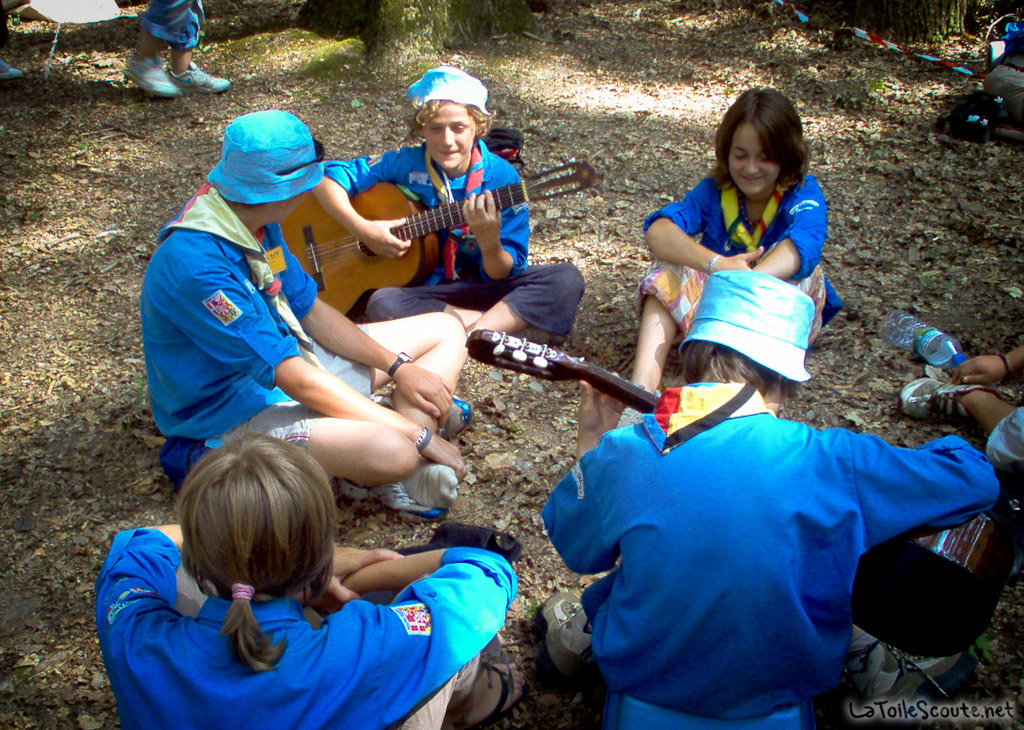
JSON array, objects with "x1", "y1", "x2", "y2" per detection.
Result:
[
  {"x1": 483, "y1": 127, "x2": 526, "y2": 168},
  {"x1": 937, "y1": 91, "x2": 1011, "y2": 142}
]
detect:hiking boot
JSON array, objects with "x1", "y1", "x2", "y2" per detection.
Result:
[
  {"x1": 899, "y1": 377, "x2": 1002, "y2": 420},
  {"x1": 124, "y1": 56, "x2": 179, "y2": 97},
  {"x1": 534, "y1": 592, "x2": 599, "y2": 687},
  {"x1": 402, "y1": 462, "x2": 458, "y2": 509},
  {"x1": 0, "y1": 58, "x2": 24, "y2": 81},
  {"x1": 439, "y1": 397, "x2": 472, "y2": 440},
  {"x1": 845, "y1": 637, "x2": 977, "y2": 700},
  {"x1": 169, "y1": 62, "x2": 230, "y2": 94},
  {"x1": 333, "y1": 478, "x2": 447, "y2": 521}
]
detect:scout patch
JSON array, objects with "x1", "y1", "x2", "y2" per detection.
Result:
[
  {"x1": 203, "y1": 290, "x2": 242, "y2": 325},
  {"x1": 788, "y1": 199, "x2": 820, "y2": 216},
  {"x1": 409, "y1": 171, "x2": 430, "y2": 186},
  {"x1": 571, "y1": 462, "x2": 585, "y2": 499},
  {"x1": 264, "y1": 246, "x2": 286, "y2": 275},
  {"x1": 390, "y1": 603, "x2": 432, "y2": 636}
]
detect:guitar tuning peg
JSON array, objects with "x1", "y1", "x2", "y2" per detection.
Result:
[
  {"x1": 512, "y1": 349, "x2": 528, "y2": 363},
  {"x1": 493, "y1": 344, "x2": 506, "y2": 356},
  {"x1": 533, "y1": 355, "x2": 548, "y2": 369}
]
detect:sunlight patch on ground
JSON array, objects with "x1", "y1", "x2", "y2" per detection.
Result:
[{"x1": 221, "y1": 29, "x2": 363, "y2": 78}]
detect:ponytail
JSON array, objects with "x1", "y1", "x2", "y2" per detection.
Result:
[{"x1": 220, "y1": 583, "x2": 286, "y2": 672}]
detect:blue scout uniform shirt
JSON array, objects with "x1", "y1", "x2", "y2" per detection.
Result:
[
  {"x1": 96, "y1": 529, "x2": 517, "y2": 730},
  {"x1": 141, "y1": 216, "x2": 317, "y2": 440},
  {"x1": 543, "y1": 384, "x2": 998, "y2": 726},
  {"x1": 645, "y1": 176, "x2": 842, "y2": 322},
  {"x1": 323, "y1": 141, "x2": 529, "y2": 284}
]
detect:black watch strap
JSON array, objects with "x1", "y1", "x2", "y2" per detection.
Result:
[{"x1": 387, "y1": 352, "x2": 413, "y2": 377}]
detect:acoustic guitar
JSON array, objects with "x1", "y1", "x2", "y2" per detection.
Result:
[
  {"x1": 467, "y1": 329, "x2": 1019, "y2": 656},
  {"x1": 279, "y1": 161, "x2": 599, "y2": 315}
]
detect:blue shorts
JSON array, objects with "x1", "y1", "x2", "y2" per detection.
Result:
[{"x1": 141, "y1": 0, "x2": 205, "y2": 50}]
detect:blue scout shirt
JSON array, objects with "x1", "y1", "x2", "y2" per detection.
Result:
[
  {"x1": 324, "y1": 141, "x2": 529, "y2": 284},
  {"x1": 96, "y1": 529, "x2": 517, "y2": 730},
  {"x1": 543, "y1": 385, "x2": 998, "y2": 725},
  {"x1": 141, "y1": 218, "x2": 317, "y2": 440}
]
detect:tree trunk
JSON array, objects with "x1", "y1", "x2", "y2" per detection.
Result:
[
  {"x1": 297, "y1": 0, "x2": 537, "y2": 61},
  {"x1": 853, "y1": 0, "x2": 967, "y2": 42}
]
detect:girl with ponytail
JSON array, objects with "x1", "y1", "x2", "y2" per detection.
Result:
[{"x1": 96, "y1": 433, "x2": 523, "y2": 729}]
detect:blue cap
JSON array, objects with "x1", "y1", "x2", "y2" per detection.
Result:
[
  {"x1": 208, "y1": 110, "x2": 324, "y2": 204},
  {"x1": 407, "y1": 66, "x2": 488, "y2": 113},
  {"x1": 682, "y1": 270, "x2": 813, "y2": 382}
]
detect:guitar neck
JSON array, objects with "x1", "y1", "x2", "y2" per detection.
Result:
[
  {"x1": 394, "y1": 181, "x2": 526, "y2": 240},
  {"x1": 467, "y1": 330, "x2": 659, "y2": 413}
]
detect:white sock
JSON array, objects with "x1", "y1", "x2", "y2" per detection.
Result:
[{"x1": 402, "y1": 462, "x2": 458, "y2": 509}]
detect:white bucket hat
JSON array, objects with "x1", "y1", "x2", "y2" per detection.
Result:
[{"x1": 407, "y1": 66, "x2": 489, "y2": 113}]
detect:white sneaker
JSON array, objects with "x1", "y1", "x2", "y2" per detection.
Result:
[
  {"x1": 169, "y1": 62, "x2": 230, "y2": 94},
  {"x1": 124, "y1": 56, "x2": 178, "y2": 97},
  {"x1": 333, "y1": 478, "x2": 447, "y2": 521},
  {"x1": 0, "y1": 58, "x2": 25, "y2": 81},
  {"x1": 402, "y1": 462, "x2": 459, "y2": 509}
]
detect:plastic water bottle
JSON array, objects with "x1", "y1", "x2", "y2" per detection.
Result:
[{"x1": 880, "y1": 311, "x2": 968, "y2": 370}]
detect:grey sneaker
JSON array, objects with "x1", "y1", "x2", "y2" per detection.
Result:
[
  {"x1": 124, "y1": 56, "x2": 179, "y2": 97},
  {"x1": 0, "y1": 58, "x2": 24, "y2": 81},
  {"x1": 899, "y1": 378, "x2": 1001, "y2": 419},
  {"x1": 845, "y1": 638, "x2": 977, "y2": 700},
  {"x1": 169, "y1": 62, "x2": 230, "y2": 94},
  {"x1": 534, "y1": 592, "x2": 599, "y2": 687},
  {"x1": 333, "y1": 478, "x2": 446, "y2": 521}
]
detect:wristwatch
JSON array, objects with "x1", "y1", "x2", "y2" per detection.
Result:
[{"x1": 387, "y1": 352, "x2": 414, "y2": 377}]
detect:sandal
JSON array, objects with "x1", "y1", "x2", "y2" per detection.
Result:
[{"x1": 465, "y1": 657, "x2": 529, "y2": 730}]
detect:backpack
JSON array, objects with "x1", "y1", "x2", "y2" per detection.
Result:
[
  {"x1": 937, "y1": 91, "x2": 1010, "y2": 142},
  {"x1": 483, "y1": 127, "x2": 525, "y2": 168}
]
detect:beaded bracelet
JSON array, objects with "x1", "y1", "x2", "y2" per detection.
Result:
[
  {"x1": 414, "y1": 426, "x2": 432, "y2": 453},
  {"x1": 999, "y1": 353, "x2": 1012, "y2": 378}
]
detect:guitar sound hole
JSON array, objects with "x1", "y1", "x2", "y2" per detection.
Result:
[{"x1": 357, "y1": 241, "x2": 377, "y2": 258}]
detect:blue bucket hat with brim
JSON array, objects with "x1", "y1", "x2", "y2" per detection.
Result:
[
  {"x1": 407, "y1": 66, "x2": 489, "y2": 113},
  {"x1": 681, "y1": 270, "x2": 813, "y2": 382},
  {"x1": 208, "y1": 110, "x2": 324, "y2": 204}
]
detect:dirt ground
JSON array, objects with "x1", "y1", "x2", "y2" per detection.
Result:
[{"x1": 2, "y1": 0, "x2": 1024, "y2": 728}]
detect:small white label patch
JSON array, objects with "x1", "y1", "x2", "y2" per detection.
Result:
[
  {"x1": 243, "y1": 279, "x2": 257, "y2": 294},
  {"x1": 788, "y1": 199, "x2": 820, "y2": 216},
  {"x1": 571, "y1": 461, "x2": 585, "y2": 500},
  {"x1": 409, "y1": 171, "x2": 429, "y2": 186}
]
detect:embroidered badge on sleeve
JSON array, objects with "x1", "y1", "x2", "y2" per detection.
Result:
[
  {"x1": 106, "y1": 586, "x2": 160, "y2": 626},
  {"x1": 788, "y1": 200, "x2": 820, "y2": 215},
  {"x1": 409, "y1": 171, "x2": 429, "y2": 186},
  {"x1": 390, "y1": 603, "x2": 432, "y2": 636},
  {"x1": 203, "y1": 290, "x2": 243, "y2": 325}
]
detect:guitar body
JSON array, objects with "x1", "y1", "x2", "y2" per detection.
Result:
[
  {"x1": 279, "y1": 184, "x2": 440, "y2": 315},
  {"x1": 852, "y1": 513, "x2": 1015, "y2": 656}
]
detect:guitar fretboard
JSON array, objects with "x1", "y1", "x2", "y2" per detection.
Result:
[{"x1": 393, "y1": 181, "x2": 529, "y2": 240}]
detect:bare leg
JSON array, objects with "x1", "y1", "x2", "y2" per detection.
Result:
[
  {"x1": 307, "y1": 418, "x2": 419, "y2": 485},
  {"x1": 630, "y1": 296, "x2": 677, "y2": 393},
  {"x1": 465, "y1": 300, "x2": 527, "y2": 335},
  {"x1": 135, "y1": 30, "x2": 166, "y2": 61},
  {"x1": 958, "y1": 391, "x2": 1016, "y2": 436},
  {"x1": 364, "y1": 313, "x2": 467, "y2": 429},
  {"x1": 445, "y1": 660, "x2": 525, "y2": 730},
  {"x1": 168, "y1": 47, "x2": 193, "y2": 75}
]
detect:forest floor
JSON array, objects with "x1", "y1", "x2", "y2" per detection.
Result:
[{"x1": 1, "y1": 0, "x2": 1023, "y2": 728}]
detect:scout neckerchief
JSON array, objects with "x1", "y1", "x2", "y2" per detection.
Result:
[
  {"x1": 721, "y1": 184, "x2": 784, "y2": 253},
  {"x1": 424, "y1": 142, "x2": 484, "y2": 281},
  {"x1": 654, "y1": 383, "x2": 770, "y2": 453},
  {"x1": 165, "y1": 184, "x2": 322, "y2": 368}
]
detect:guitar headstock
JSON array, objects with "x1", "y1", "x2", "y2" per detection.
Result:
[
  {"x1": 523, "y1": 161, "x2": 600, "y2": 202},
  {"x1": 467, "y1": 330, "x2": 581, "y2": 381}
]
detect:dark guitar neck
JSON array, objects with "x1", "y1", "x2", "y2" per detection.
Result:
[
  {"x1": 467, "y1": 330, "x2": 658, "y2": 413},
  {"x1": 392, "y1": 181, "x2": 527, "y2": 240}
]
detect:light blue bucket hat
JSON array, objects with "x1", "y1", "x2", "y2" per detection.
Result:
[
  {"x1": 681, "y1": 270, "x2": 813, "y2": 382},
  {"x1": 407, "y1": 66, "x2": 489, "y2": 113},
  {"x1": 208, "y1": 110, "x2": 324, "y2": 204}
]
